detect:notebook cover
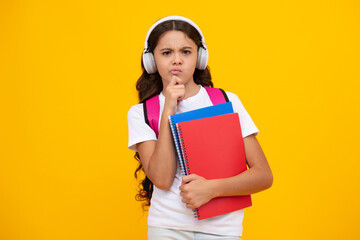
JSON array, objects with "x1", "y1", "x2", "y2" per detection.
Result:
[
  {"x1": 176, "y1": 113, "x2": 252, "y2": 220},
  {"x1": 168, "y1": 102, "x2": 234, "y2": 176}
]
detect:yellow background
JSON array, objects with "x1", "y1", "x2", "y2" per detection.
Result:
[{"x1": 1, "y1": 0, "x2": 359, "y2": 239}]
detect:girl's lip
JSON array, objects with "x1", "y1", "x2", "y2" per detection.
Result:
[{"x1": 170, "y1": 69, "x2": 181, "y2": 74}]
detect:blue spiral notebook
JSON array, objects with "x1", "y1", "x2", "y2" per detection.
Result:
[{"x1": 168, "y1": 102, "x2": 234, "y2": 176}]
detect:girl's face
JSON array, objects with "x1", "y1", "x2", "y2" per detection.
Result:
[{"x1": 153, "y1": 30, "x2": 198, "y2": 87}]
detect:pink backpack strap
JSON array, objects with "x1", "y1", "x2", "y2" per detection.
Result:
[
  {"x1": 204, "y1": 86, "x2": 229, "y2": 105},
  {"x1": 144, "y1": 95, "x2": 160, "y2": 137}
]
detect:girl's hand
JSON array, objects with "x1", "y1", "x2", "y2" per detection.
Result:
[
  {"x1": 163, "y1": 76, "x2": 185, "y2": 115},
  {"x1": 179, "y1": 174, "x2": 216, "y2": 209}
]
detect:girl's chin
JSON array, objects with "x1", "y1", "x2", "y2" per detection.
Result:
[{"x1": 161, "y1": 76, "x2": 195, "y2": 86}]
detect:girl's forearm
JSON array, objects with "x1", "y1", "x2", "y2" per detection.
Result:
[
  {"x1": 210, "y1": 166, "x2": 273, "y2": 198},
  {"x1": 147, "y1": 109, "x2": 177, "y2": 190}
]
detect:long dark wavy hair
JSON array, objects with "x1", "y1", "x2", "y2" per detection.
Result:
[{"x1": 134, "y1": 19, "x2": 214, "y2": 209}]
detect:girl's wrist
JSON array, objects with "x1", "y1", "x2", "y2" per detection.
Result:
[
  {"x1": 163, "y1": 102, "x2": 176, "y2": 116},
  {"x1": 209, "y1": 179, "x2": 223, "y2": 199}
]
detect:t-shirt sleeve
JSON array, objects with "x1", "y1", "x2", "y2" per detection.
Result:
[
  {"x1": 226, "y1": 92, "x2": 259, "y2": 138},
  {"x1": 127, "y1": 104, "x2": 157, "y2": 152}
]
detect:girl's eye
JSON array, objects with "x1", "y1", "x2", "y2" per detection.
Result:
[
  {"x1": 183, "y1": 50, "x2": 191, "y2": 55},
  {"x1": 162, "y1": 51, "x2": 171, "y2": 56}
]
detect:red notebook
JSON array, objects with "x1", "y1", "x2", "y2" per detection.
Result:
[{"x1": 176, "y1": 113, "x2": 252, "y2": 220}]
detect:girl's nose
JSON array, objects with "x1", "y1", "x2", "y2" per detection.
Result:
[{"x1": 172, "y1": 53, "x2": 182, "y2": 65}]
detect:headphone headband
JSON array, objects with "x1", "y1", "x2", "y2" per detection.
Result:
[{"x1": 143, "y1": 16, "x2": 206, "y2": 52}]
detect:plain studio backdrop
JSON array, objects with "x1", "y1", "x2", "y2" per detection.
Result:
[{"x1": 1, "y1": 0, "x2": 359, "y2": 239}]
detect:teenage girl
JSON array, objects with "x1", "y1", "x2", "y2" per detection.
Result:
[{"x1": 128, "y1": 16, "x2": 273, "y2": 240}]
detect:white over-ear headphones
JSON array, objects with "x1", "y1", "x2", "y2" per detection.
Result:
[{"x1": 142, "y1": 16, "x2": 209, "y2": 74}]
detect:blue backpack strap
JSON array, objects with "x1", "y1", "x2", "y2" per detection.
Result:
[{"x1": 144, "y1": 87, "x2": 229, "y2": 137}]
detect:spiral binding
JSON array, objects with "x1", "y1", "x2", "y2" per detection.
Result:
[
  {"x1": 195, "y1": 209, "x2": 200, "y2": 219},
  {"x1": 177, "y1": 125, "x2": 191, "y2": 176},
  {"x1": 169, "y1": 117, "x2": 187, "y2": 176},
  {"x1": 177, "y1": 124, "x2": 200, "y2": 219}
]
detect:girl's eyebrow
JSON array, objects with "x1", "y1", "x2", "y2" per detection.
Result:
[
  {"x1": 159, "y1": 48, "x2": 172, "y2": 51},
  {"x1": 159, "y1": 46, "x2": 194, "y2": 51}
]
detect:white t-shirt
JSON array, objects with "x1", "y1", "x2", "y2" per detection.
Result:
[{"x1": 127, "y1": 86, "x2": 259, "y2": 237}]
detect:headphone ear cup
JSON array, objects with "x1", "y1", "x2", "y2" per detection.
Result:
[
  {"x1": 196, "y1": 47, "x2": 209, "y2": 70},
  {"x1": 142, "y1": 52, "x2": 157, "y2": 74}
]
